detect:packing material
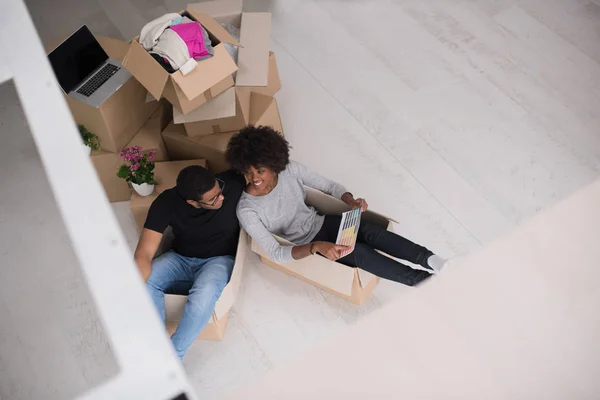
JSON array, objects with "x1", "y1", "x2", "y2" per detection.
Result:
[
  {"x1": 251, "y1": 187, "x2": 394, "y2": 305},
  {"x1": 122, "y1": 10, "x2": 240, "y2": 115}
]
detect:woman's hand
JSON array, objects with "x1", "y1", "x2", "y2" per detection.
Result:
[
  {"x1": 341, "y1": 192, "x2": 369, "y2": 212},
  {"x1": 350, "y1": 198, "x2": 369, "y2": 212},
  {"x1": 314, "y1": 242, "x2": 349, "y2": 261}
]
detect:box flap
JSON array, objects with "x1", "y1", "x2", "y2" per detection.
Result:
[
  {"x1": 187, "y1": 0, "x2": 243, "y2": 25},
  {"x1": 356, "y1": 268, "x2": 378, "y2": 289},
  {"x1": 236, "y1": 13, "x2": 271, "y2": 86},
  {"x1": 188, "y1": 10, "x2": 241, "y2": 46},
  {"x1": 214, "y1": 228, "x2": 247, "y2": 319},
  {"x1": 173, "y1": 87, "x2": 237, "y2": 123},
  {"x1": 161, "y1": 121, "x2": 188, "y2": 138},
  {"x1": 198, "y1": 131, "x2": 237, "y2": 152},
  {"x1": 170, "y1": 45, "x2": 238, "y2": 101},
  {"x1": 252, "y1": 237, "x2": 356, "y2": 296},
  {"x1": 122, "y1": 39, "x2": 169, "y2": 101},
  {"x1": 251, "y1": 95, "x2": 283, "y2": 133},
  {"x1": 145, "y1": 91, "x2": 157, "y2": 103}
]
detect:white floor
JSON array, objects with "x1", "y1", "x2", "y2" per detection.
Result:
[{"x1": 2, "y1": 0, "x2": 600, "y2": 399}]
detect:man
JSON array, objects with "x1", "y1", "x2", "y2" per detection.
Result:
[{"x1": 134, "y1": 165, "x2": 245, "y2": 359}]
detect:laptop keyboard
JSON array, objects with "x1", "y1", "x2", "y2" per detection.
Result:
[{"x1": 76, "y1": 64, "x2": 120, "y2": 97}]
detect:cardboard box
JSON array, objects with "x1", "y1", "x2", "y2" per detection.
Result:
[
  {"x1": 64, "y1": 36, "x2": 160, "y2": 154},
  {"x1": 122, "y1": 10, "x2": 240, "y2": 115},
  {"x1": 188, "y1": 1, "x2": 272, "y2": 88},
  {"x1": 252, "y1": 187, "x2": 393, "y2": 305},
  {"x1": 130, "y1": 159, "x2": 207, "y2": 230},
  {"x1": 161, "y1": 93, "x2": 283, "y2": 173},
  {"x1": 126, "y1": 102, "x2": 172, "y2": 162},
  {"x1": 173, "y1": 87, "x2": 252, "y2": 137},
  {"x1": 90, "y1": 151, "x2": 132, "y2": 202},
  {"x1": 246, "y1": 51, "x2": 281, "y2": 97},
  {"x1": 164, "y1": 228, "x2": 248, "y2": 340}
]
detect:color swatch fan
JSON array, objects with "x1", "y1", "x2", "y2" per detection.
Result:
[{"x1": 335, "y1": 208, "x2": 362, "y2": 258}]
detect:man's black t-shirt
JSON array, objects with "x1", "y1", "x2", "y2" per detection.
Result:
[{"x1": 144, "y1": 169, "x2": 245, "y2": 258}]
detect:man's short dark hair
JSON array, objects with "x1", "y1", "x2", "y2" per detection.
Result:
[
  {"x1": 176, "y1": 165, "x2": 216, "y2": 201},
  {"x1": 225, "y1": 125, "x2": 290, "y2": 174}
]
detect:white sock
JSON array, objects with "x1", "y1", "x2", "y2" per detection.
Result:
[{"x1": 427, "y1": 255, "x2": 447, "y2": 275}]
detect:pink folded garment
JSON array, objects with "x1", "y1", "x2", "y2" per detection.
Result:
[{"x1": 170, "y1": 22, "x2": 210, "y2": 59}]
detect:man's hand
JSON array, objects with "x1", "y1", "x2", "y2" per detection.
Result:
[{"x1": 314, "y1": 242, "x2": 350, "y2": 261}]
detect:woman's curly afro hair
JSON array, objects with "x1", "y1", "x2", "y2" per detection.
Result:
[{"x1": 225, "y1": 125, "x2": 290, "y2": 174}]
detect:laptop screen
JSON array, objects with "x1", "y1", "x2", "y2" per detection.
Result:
[{"x1": 48, "y1": 26, "x2": 109, "y2": 93}]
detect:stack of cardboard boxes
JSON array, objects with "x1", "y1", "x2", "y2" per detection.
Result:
[
  {"x1": 61, "y1": 2, "x2": 283, "y2": 340},
  {"x1": 61, "y1": 1, "x2": 386, "y2": 341}
]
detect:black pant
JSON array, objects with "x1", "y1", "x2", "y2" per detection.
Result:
[{"x1": 312, "y1": 215, "x2": 434, "y2": 287}]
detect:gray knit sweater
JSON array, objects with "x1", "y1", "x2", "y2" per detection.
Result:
[{"x1": 236, "y1": 161, "x2": 347, "y2": 263}]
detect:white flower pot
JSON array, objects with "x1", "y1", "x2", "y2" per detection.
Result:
[
  {"x1": 83, "y1": 143, "x2": 92, "y2": 155},
  {"x1": 132, "y1": 182, "x2": 155, "y2": 197}
]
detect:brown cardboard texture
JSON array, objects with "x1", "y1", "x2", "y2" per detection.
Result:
[
  {"x1": 130, "y1": 159, "x2": 207, "y2": 230},
  {"x1": 249, "y1": 92, "x2": 283, "y2": 134},
  {"x1": 164, "y1": 228, "x2": 248, "y2": 340},
  {"x1": 252, "y1": 188, "x2": 393, "y2": 305},
  {"x1": 126, "y1": 102, "x2": 171, "y2": 162},
  {"x1": 246, "y1": 52, "x2": 281, "y2": 97},
  {"x1": 161, "y1": 124, "x2": 235, "y2": 173},
  {"x1": 90, "y1": 151, "x2": 131, "y2": 203},
  {"x1": 161, "y1": 94, "x2": 283, "y2": 172},
  {"x1": 63, "y1": 35, "x2": 159, "y2": 154},
  {"x1": 174, "y1": 87, "x2": 251, "y2": 137},
  {"x1": 122, "y1": 10, "x2": 239, "y2": 114},
  {"x1": 188, "y1": 1, "x2": 272, "y2": 88}
]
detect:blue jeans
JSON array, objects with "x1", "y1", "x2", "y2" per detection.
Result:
[{"x1": 146, "y1": 251, "x2": 234, "y2": 359}]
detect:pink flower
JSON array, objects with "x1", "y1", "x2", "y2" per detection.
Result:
[{"x1": 130, "y1": 163, "x2": 140, "y2": 171}]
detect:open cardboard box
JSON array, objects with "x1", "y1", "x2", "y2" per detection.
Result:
[
  {"x1": 129, "y1": 158, "x2": 247, "y2": 340},
  {"x1": 161, "y1": 228, "x2": 248, "y2": 340},
  {"x1": 251, "y1": 187, "x2": 396, "y2": 305},
  {"x1": 122, "y1": 10, "x2": 240, "y2": 115},
  {"x1": 60, "y1": 35, "x2": 160, "y2": 154},
  {"x1": 188, "y1": 0, "x2": 272, "y2": 88},
  {"x1": 173, "y1": 87, "x2": 252, "y2": 137},
  {"x1": 161, "y1": 93, "x2": 283, "y2": 173}
]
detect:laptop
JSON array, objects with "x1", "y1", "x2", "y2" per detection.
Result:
[{"x1": 48, "y1": 25, "x2": 131, "y2": 108}]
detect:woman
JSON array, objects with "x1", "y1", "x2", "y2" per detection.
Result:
[{"x1": 225, "y1": 126, "x2": 447, "y2": 287}]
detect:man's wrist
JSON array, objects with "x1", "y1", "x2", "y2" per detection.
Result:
[{"x1": 310, "y1": 242, "x2": 318, "y2": 255}]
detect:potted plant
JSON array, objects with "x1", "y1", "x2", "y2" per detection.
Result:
[
  {"x1": 117, "y1": 146, "x2": 158, "y2": 196},
  {"x1": 79, "y1": 125, "x2": 101, "y2": 155}
]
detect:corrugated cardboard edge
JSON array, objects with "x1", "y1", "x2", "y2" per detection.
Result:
[{"x1": 236, "y1": 13, "x2": 271, "y2": 87}]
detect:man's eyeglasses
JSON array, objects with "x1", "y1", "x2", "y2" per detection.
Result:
[{"x1": 199, "y1": 178, "x2": 225, "y2": 206}]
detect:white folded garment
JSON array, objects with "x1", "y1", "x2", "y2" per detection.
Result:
[
  {"x1": 151, "y1": 29, "x2": 195, "y2": 72},
  {"x1": 140, "y1": 13, "x2": 181, "y2": 50}
]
